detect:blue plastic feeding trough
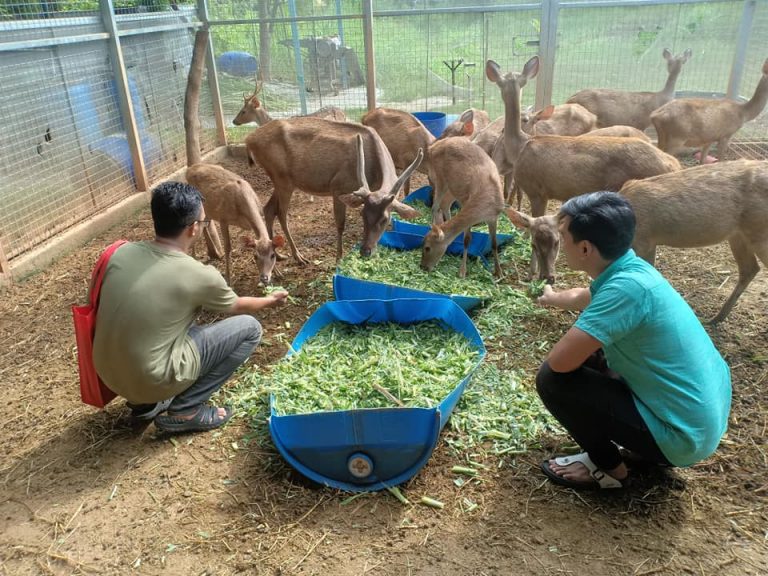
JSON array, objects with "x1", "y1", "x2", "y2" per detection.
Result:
[
  {"x1": 332, "y1": 273, "x2": 484, "y2": 312},
  {"x1": 217, "y1": 51, "x2": 259, "y2": 77},
  {"x1": 269, "y1": 298, "x2": 486, "y2": 492},
  {"x1": 412, "y1": 111, "x2": 447, "y2": 138},
  {"x1": 390, "y1": 186, "x2": 517, "y2": 257}
]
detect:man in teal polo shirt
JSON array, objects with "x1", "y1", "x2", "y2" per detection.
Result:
[{"x1": 536, "y1": 191, "x2": 731, "y2": 490}]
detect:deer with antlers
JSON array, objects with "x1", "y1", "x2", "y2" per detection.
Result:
[
  {"x1": 244, "y1": 117, "x2": 422, "y2": 264},
  {"x1": 651, "y1": 58, "x2": 768, "y2": 164},
  {"x1": 232, "y1": 81, "x2": 347, "y2": 126},
  {"x1": 567, "y1": 48, "x2": 693, "y2": 130}
]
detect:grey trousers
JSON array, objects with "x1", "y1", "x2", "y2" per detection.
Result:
[{"x1": 169, "y1": 315, "x2": 262, "y2": 414}]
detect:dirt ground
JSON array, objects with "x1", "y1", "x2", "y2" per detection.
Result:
[{"x1": 2, "y1": 155, "x2": 767, "y2": 576}]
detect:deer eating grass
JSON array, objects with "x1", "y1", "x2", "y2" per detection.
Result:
[
  {"x1": 486, "y1": 56, "x2": 681, "y2": 219},
  {"x1": 567, "y1": 48, "x2": 692, "y2": 130},
  {"x1": 504, "y1": 208, "x2": 561, "y2": 284},
  {"x1": 244, "y1": 117, "x2": 422, "y2": 264},
  {"x1": 651, "y1": 58, "x2": 768, "y2": 164},
  {"x1": 620, "y1": 159, "x2": 768, "y2": 323},
  {"x1": 183, "y1": 29, "x2": 280, "y2": 286},
  {"x1": 232, "y1": 82, "x2": 347, "y2": 126},
  {"x1": 420, "y1": 138, "x2": 504, "y2": 278}
]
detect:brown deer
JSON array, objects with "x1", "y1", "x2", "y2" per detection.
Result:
[
  {"x1": 504, "y1": 208, "x2": 560, "y2": 284},
  {"x1": 582, "y1": 125, "x2": 652, "y2": 142},
  {"x1": 522, "y1": 103, "x2": 597, "y2": 136},
  {"x1": 361, "y1": 108, "x2": 435, "y2": 197},
  {"x1": 183, "y1": 29, "x2": 281, "y2": 286},
  {"x1": 186, "y1": 164, "x2": 284, "y2": 285},
  {"x1": 244, "y1": 117, "x2": 422, "y2": 264},
  {"x1": 651, "y1": 58, "x2": 768, "y2": 163},
  {"x1": 420, "y1": 138, "x2": 504, "y2": 278},
  {"x1": 620, "y1": 159, "x2": 768, "y2": 323},
  {"x1": 440, "y1": 108, "x2": 491, "y2": 139},
  {"x1": 567, "y1": 48, "x2": 693, "y2": 129},
  {"x1": 232, "y1": 82, "x2": 347, "y2": 126},
  {"x1": 486, "y1": 56, "x2": 681, "y2": 219},
  {"x1": 470, "y1": 115, "x2": 520, "y2": 207}
]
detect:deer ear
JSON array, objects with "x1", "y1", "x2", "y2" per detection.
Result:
[
  {"x1": 459, "y1": 109, "x2": 474, "y2": 123},
  {"x1": 522, "y1": 56, "x2": 540, "y2": 79},
  {"x1": 763, "y1": 58, "x2": 768, "y2": 75},
  {"x1": 242, "y1": 235, "x2": 257, "y2": 248},
  {"x1": 662, "y1": 48, "x2": 672, "y2": 60},
  {"x1": 504, "y1": 208, "x2": 532, "y2": 230},
  {"x1": 338, "y1": 193, "x2": 365, "y2": 209},
  {"x1": 272, "y1": 234, "x2": 285, "y2": 248},
  {"x1": 538, "y1": 105, "x2": 555, "y2": 121},
  {"x1": 485, "y1": 60, "x2": 502, "y2": 83}
]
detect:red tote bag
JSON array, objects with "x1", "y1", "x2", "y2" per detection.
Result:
[{"x1": 72, "y1": 240, "x2": 128, "y2": 408}]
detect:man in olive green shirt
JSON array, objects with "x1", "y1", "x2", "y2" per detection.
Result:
[{"x1": 94, "y1": 181, "x2": 287, "y2": 433}]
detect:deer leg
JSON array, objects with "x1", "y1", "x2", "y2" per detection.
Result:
[
  {"x1": 528, "y1": 195, "x2": 547, "y2": 218},
  {"x1": 221, "y1": 224, "x2": 233, "y2": 285},
  {"x1": 265, "y1": 196, "x2": 288, "y2": 262},
  {"x1": 488, "y1": 219, "x2": 501, "y2": 277},
  {"x1": 202, "y1": 221, "x2": 223, "y2": 261},
  {"x1": 710, "y1": 234, "x2": 760, "y2": 324},
  {"x1": 717, "y1": 137, "x2": 732, "y2": 162},
  {"x1": 332, "y1": 198, "x2": 346, "y2": 262},
  {"x1": 697, "y1": 143, "x2": 712, "y2": 165},
  {"x1": 459, "y1": 229, "x2": 471, "y2": 278},
  {"x1": 633, "y1": 239, "x2": 658, "y2": 265},
  {"x1": 274, "y1": 188, "x2": 308, "y2": 265}
]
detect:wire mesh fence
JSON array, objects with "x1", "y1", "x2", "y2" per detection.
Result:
[{"x1": 0, "y1": 0, "x2": 766, "y2": 273}]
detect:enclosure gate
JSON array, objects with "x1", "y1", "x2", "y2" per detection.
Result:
[{"x1": 0, "y1": 0, "x2": 765, "y2": 278}]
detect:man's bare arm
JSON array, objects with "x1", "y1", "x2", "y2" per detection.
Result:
[
  {"x1": 537, "y1": 285, "x2": 591, "y2": 311},
  {"x1": 228, "y1": 291, "x2": 288, "y2": 315},
  {"x1": 547, "y1": 327, "x2": 602, "y2": 373}
]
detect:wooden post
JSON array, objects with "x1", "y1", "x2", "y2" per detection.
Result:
[
  {"x1": 0, "y1": 236, "x2": 12, "y2": 283},
  {"x1": 535, "y1": 0, "x2": 560, "y2": 112}
]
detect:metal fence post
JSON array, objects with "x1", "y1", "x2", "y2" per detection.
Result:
[
  {"x1": 100, "y1": 0, "x2": 148, "y2": 192},
  {"x1": 535, "y1": 0, "x2": 559, "y2": 111},
  {"x1": 198, "y1": 0, "x2": 227, "y2": 146},
  {"x1": 0, "y1": 239, "x2": 11, "y2": 283},
  {"x1": 288, "y1": 0, "x2": 308, "y2": 115},
  {"x1": 362, "y1": 0, "x2": 377, "y2": 111},
  {"x1": 727, "y1": 0, "x2": 757, "y2": 99}
]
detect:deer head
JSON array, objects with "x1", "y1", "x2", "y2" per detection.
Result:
[
  {"x1": 241, "y1": 233, "x2": 285, "y2": 285},
  {"x1": 232, "y1": 81, "x2": 271, "y2": 126},
  {"x1": 339, "y1": 135, "x2": 423, "y2": 257},
  {"x1": 419, "y1": 225, "x2": 448, "y2": 272}
]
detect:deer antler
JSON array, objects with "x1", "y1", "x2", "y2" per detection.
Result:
[{"x1": 355, "y1": 134, "x2": 369, "y2": 192}]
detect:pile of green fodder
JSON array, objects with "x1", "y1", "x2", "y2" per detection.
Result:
[
  {"x1": 259, "y1": 320, "x2": 481, "y2": 416},
  {"x1": 394, "y1": 198, "x2": 518, "y2": 235}
]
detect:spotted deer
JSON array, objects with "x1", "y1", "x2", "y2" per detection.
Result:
[
  {"x1": 244, "y1": 117, "x2": 422, "y2": 264},
  {"x1": 567, "y1": 48, "x2": 692, "y2": 129},
  {"x1": 651, "y1": 58, "x2": 768, "y2": 163}
]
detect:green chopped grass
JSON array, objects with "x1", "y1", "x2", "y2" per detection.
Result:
[{"x1": 255, "y1": 321, "x2": 481, "y2": 416}]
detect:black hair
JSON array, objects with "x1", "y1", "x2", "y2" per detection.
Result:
[
  {"x1": 150, "y1": 181, "x2": 203, "y2": 238},
  {"x1": 559, "y1": 191, "x2": 635, "y2": 261}
]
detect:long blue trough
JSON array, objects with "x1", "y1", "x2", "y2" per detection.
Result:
[
  {"x1": 332, "y1": 271, "x2": 484, "y2": 312},
  {"x1": 392, "y1": 186, "x2": 516, "y2": 256},
  {"x1": 268, "y1": 298, "x2": 486, "y2": 492}
]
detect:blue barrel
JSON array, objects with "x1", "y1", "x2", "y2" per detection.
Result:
[
  {"x1": 412, "y1": 111, "x2": 447, "y2": 138},
  {"x1": 268, "y1": 298, "x2": 486, "y2": 492},
  {"x1": 217, "y1": 51, "x2": 259, "y2": 77}
]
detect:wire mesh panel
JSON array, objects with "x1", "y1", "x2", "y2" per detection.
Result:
[
  {"x1": 120, "y1": 28, "x2": 218, "y2": 177},
  {"x1": 0, "y1": 43, "x2": 136, "y2": 260},
  {"x1": 213, "y1": 14, "x2": 368, "y2": 143},
  {"x1": 0, "y1": 5, "x2": 217, "y2": 266},
  {"x1": 730, "y1": 0, "x2": 768, "y2": 159}
]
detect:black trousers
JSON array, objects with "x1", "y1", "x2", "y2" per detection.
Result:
[{"x1": 535, "y1": 355, "x2": 671, "y2": 471}]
